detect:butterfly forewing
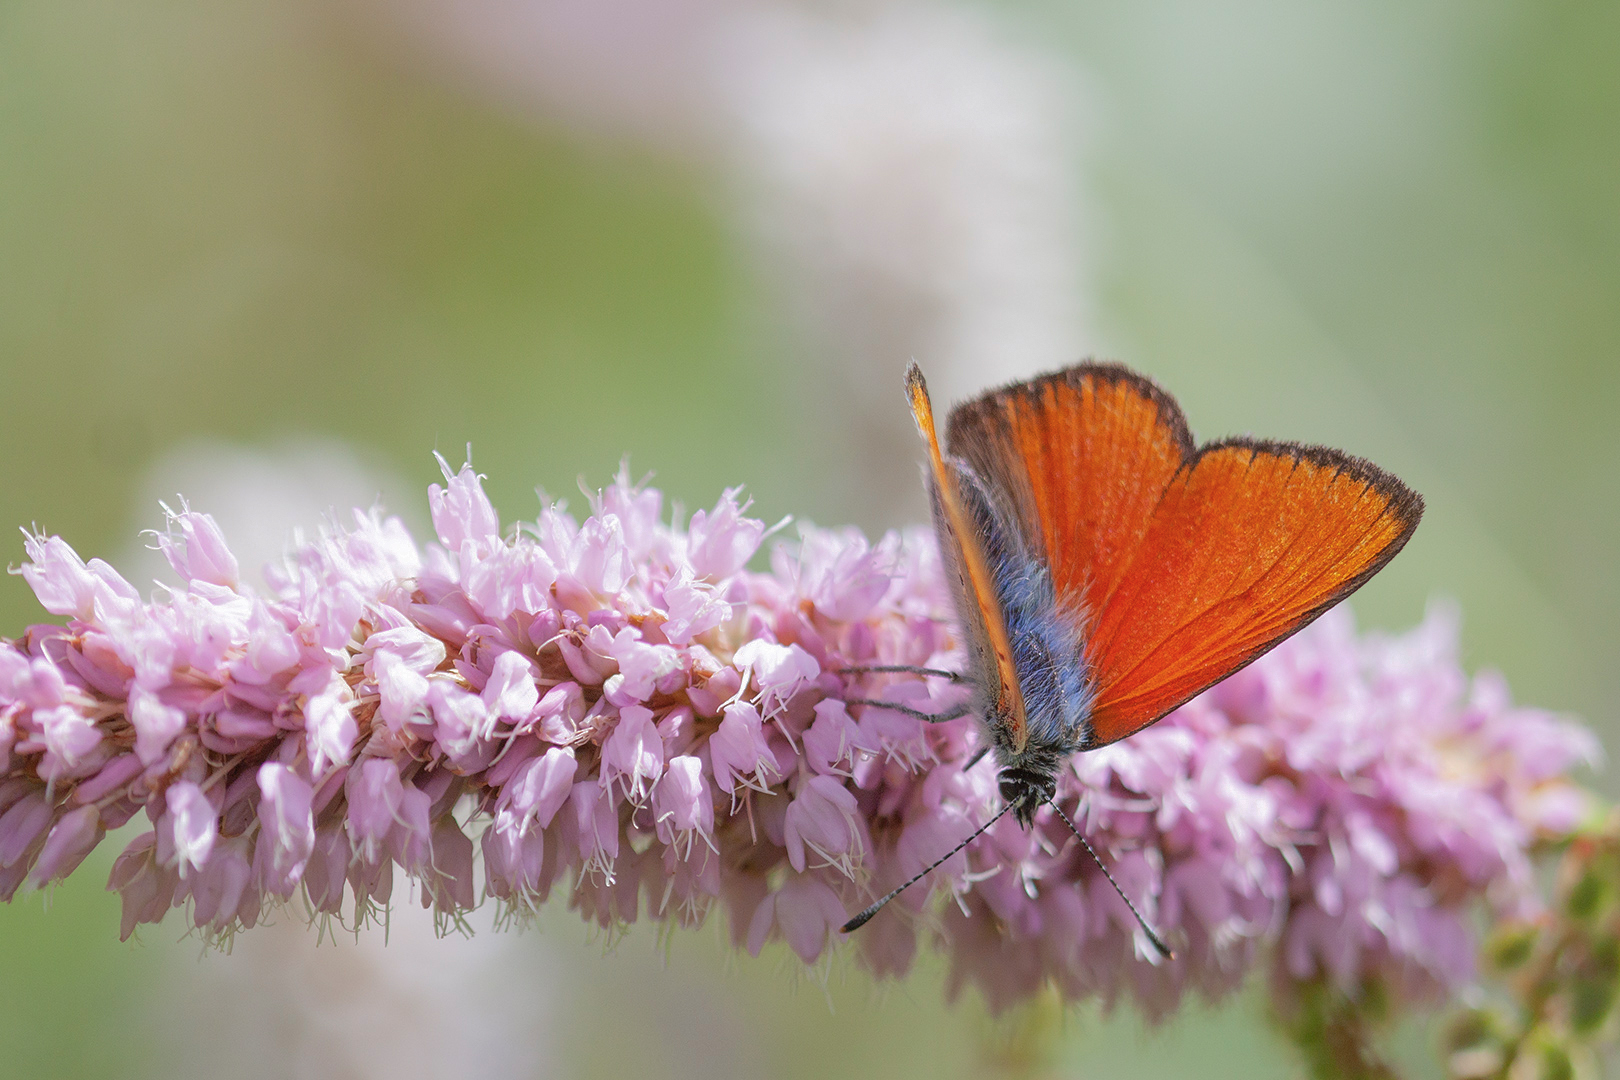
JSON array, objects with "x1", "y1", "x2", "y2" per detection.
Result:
[
  {"x1": 945, "y1": 366, "x2": 1192, "y2": 622},
  {"x1": 1083, "y1": 440, "x2": 1422, "y2": 742},
  {"x1": 944, "y1": 365, "x2": 1423, "y2": 749},
  {"x1": 906, "y1": 365, "x2": 1030, "y2": 751}
]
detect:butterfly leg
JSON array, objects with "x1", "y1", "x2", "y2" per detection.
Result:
[
  {"x1": 961, "y1": 744, "x2": 991, "y2": 771},
  {"x1": 845, "y1": 698, "x2": 975, "y2": 724},
  {"x1": 834, "y1": 664, "x2": 967, "y2": 683}
]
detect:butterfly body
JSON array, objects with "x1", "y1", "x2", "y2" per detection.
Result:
[{"x1": 924, "y1": 453, "x2": 1095, "y2": 823}]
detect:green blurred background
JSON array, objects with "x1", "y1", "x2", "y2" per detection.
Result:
[{"x1": 1, "y1": 0, "x2": 1615, "y2": 1076}]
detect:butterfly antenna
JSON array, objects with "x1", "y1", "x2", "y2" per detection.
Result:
[
  {"x1": 841, "y1": 801, "x2": 1017, "y2": 933},
  {"x1": 1045, "y1": 798, "x2": 1175, "y2": 960}
]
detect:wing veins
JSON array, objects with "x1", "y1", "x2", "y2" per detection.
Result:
[
  {"x1": 1097, "y1": 504, "x2": 1397, "y2": 708},
  {"x1": 1091, "y1": 466, "x2": 1396, "y2": 709}
]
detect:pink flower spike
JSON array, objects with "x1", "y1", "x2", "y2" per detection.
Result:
[{"x1": 0, "y1": 463, "x2": 1598, "y2": 1023}]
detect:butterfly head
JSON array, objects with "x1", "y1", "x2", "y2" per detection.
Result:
[{"x1": 997, "y1": 764, "x2": 1059, "y2": 827}]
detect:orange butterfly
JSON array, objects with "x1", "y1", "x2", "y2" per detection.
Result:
[{"x1": 841, "y1": 362, "x2": 1423, "y2": 949}]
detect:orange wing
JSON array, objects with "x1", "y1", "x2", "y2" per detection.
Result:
[
  {"x1": 906, "y1": 364, "x2": 1029, "y2": 750},
  {"x1": 947, "y1": 366, "x2": 1423, "y2": 748},
  {"x1": 945, "y1": 365, "x2": 1193, "y2": 635}
]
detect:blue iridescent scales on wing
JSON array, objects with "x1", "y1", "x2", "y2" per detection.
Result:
[{"x1": 925, "y1": 457, "x2": 1095, "y2": 823}]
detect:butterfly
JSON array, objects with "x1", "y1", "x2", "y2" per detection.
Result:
[{"x1": 840, "y1": 361, "x2": 1424, "y2": 950}]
